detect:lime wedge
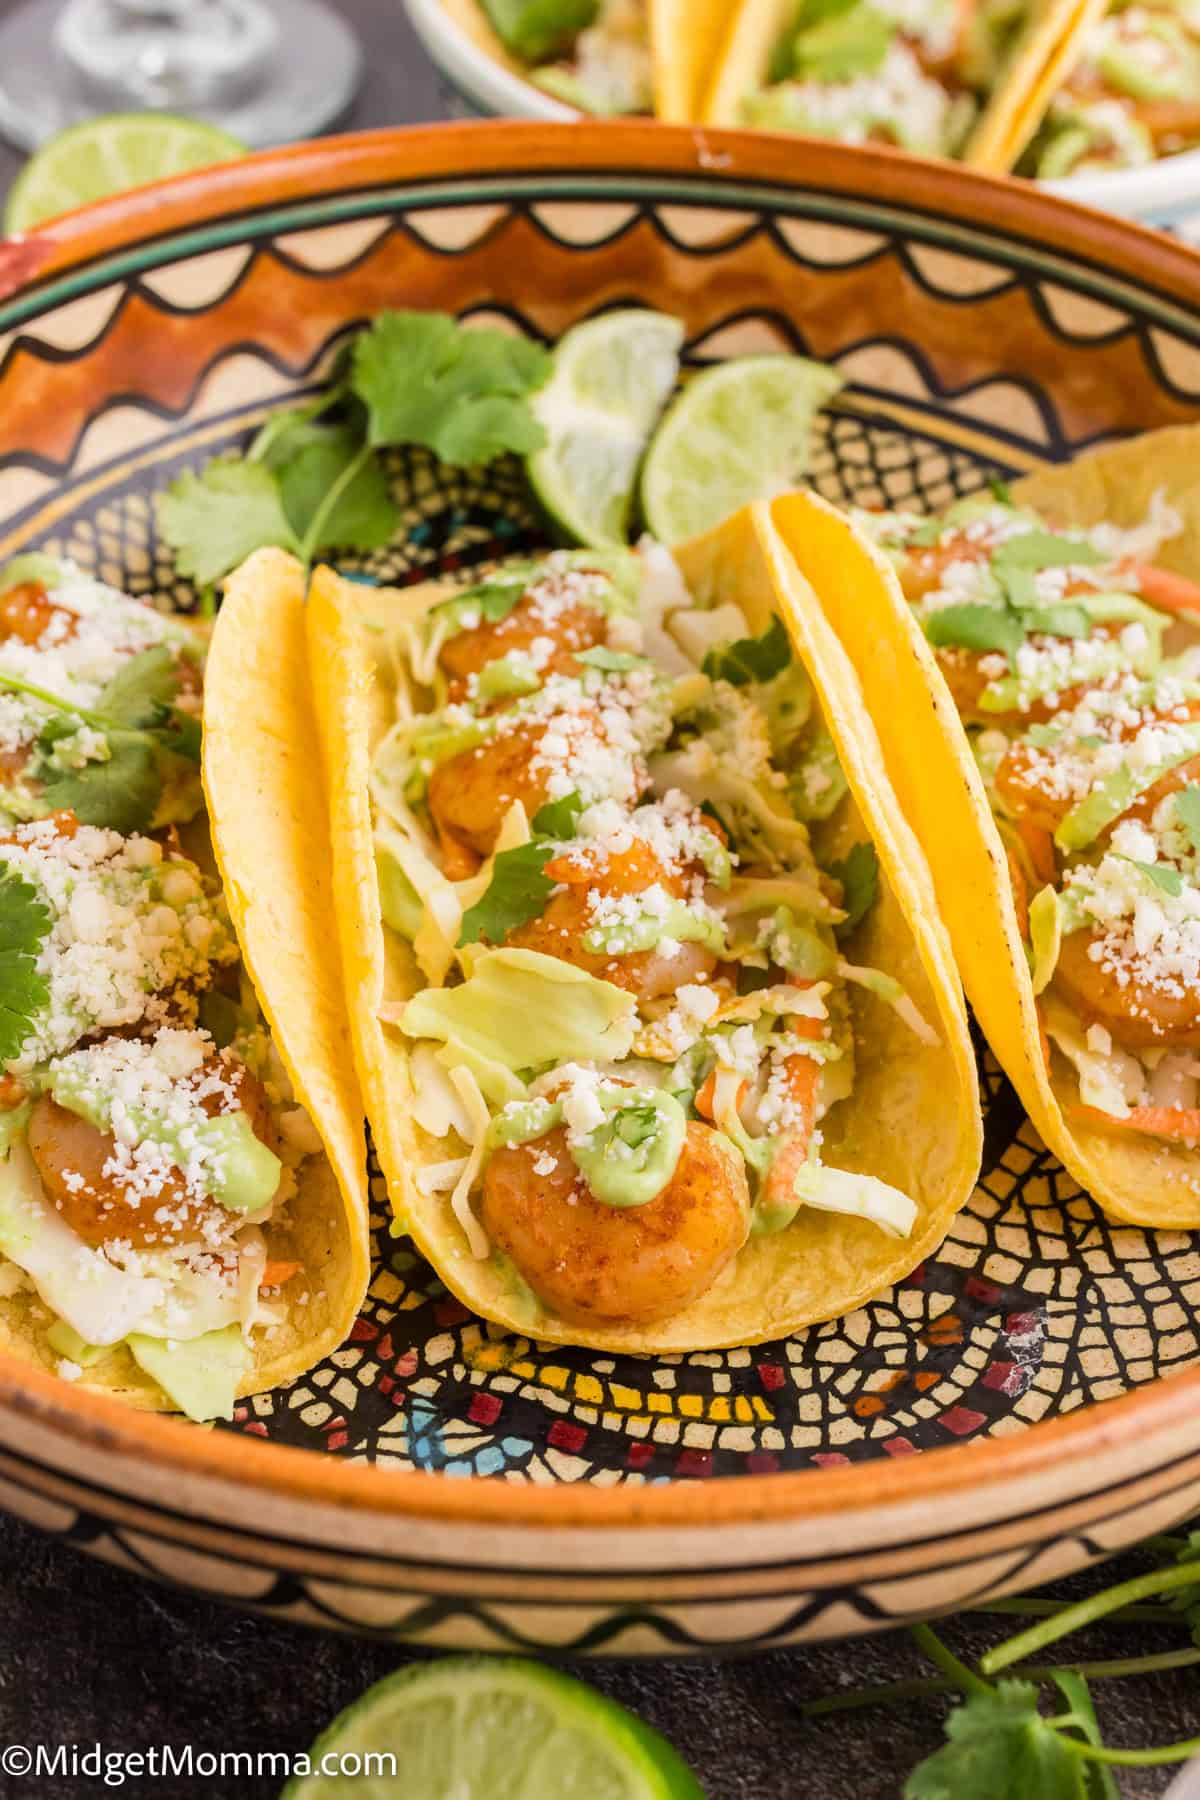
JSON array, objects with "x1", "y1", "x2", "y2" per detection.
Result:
[
  {"x1": 526, "y1": 309, "x2": 685, "y2": 548},
  {"x1": 283, "y1": 1657, "x2": 705, "y2": 1799},
  {"x1": 5, "y1": 113, "x2": 246, "y2": 232},
  {"x1": 640, "y1": 356, "x2": 845, "y2": 545}
]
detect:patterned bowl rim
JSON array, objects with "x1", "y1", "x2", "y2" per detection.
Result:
[
  {"x1": 402, "y1": 0, "x2": 1200, "y2": 219},
  {"x1": 2, "y1": 118, "x2": 1199, "y2": 1528}
]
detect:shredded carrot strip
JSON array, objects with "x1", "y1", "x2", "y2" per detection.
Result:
[
  {"x1": 1130, "y1": 561, "x2": 1200, "y2": 621},
  {"x1": 696, "y1": 1070, "x2": 747, "y2": 1122},
  {"x1": 259, "y1": 1260, "x2": 302, "y2": 1289},
  {"x1": 1072, "y1": 1103, "x2": 1200, "y2": 1142}
]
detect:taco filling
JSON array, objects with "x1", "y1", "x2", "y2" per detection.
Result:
[
  {"x1": 0, "y1": 553, "x2": 204, "y2": 835},
  {"x1": 707, "y1": 0, "x2": 1024, "y2": 156},
  {"x1": 0, "y1": 552, "x2": 368, "y2": 1418},
  {"x1": 0, "y1": 808, "x2": 329, "y2": 1418},
  {"x1": 855, "y1": 483, "x2": 1200, "y2": 1143},
  {"x1": 478, "y1": 0, "x2": 654, "y2": 113},
  {"x1": 308, "y1": 526, "x2": 984, "y2": 1349},
  {"x1": 1017, "y1": 0, "x2": 1200, "y2": 175}
]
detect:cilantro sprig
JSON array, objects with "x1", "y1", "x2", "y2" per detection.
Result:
[
  {"x1": 0, "y1": 644, "x2": 199, "y2": 835},
  {"x1": 702, "y1": 615, "x2": 792, "y2": 686},
  {"x1": 158, "y1": 311, "x2": 553, "y2": 593},
  {"x1": 827, "y1": 841, "x2": 879, "y2": 936},
  {"x1": 0, "y1": 864, "x2": 50, "y2": 1062},
  {"x1": 456, "y1": 791, "x2": 584, "y2": 947},
  {"x1": 802, "y1": 1526, "x2": 1200, "y2": 1796}
]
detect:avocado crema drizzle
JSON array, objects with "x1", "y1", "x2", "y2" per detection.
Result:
[
  {"x1": 858, "y1": 484, "x2": 1200, "y2": 1138},
  {"x1": 0, "y1": 557, "x2": 308, "y2": 1421},
  {"x1": 372, "y1": 543, "x2": 935, "y2": 1322}
]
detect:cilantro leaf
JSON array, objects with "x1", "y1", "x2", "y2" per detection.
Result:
[
  {"x1": 1128, "y1": 859, "x2": 1185, "y2": 897},
  {"x1": 991, "y1": 530, "x2": 1105, "y2": 573},
  {"x1": 532, "y1": 791, "x2": 583, "y2": 839},
  {"x1": 988, "y1": 475, "x2": 1014, "y2": 505},
  {"x1": 351, "y1": 312, "x2": 551, "y2": 468},
  {"x1": 0, "y1": 865, "x2": 50, "y2": 1063},
  {"x1": 159, "y1": 461, "x2": 299, "y2": 589},
  {"x1": 97, "y1": 645, "x2": 181, "y2": 729},
  {"x1": 457, "y1": 842, "x2": 557, "y2": 946},
  {"x1": 703, "y1": 615, "x2": 793, "y2": 686},
  {"x1": 276, "y1": 427, "x2": 398, "y2": 555},
  {"x1": 1175, "y1": 784, "x2": 1200, "y2": 849},
  {"x1": 904, "y1": 1682, "x2": 1085, "y2": 1800},
  {"x1": 827, "y1": 841, "x2": 879, "y2": 936},
  {"x1": 925, "y1": 603, "x2": 1025, "y2": 662},
  {"x1": 40, "y1": 730, "x2": 162, "y2": 835}
]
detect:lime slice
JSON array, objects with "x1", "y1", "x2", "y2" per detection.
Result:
[
  {"x1": 283, "y1": 1657, "x2": 705, "y2": 1799},
  {"x1": 526, "y1": 309, "x2": 685, "y2": 548},
  {"x1": 5, "y1": 113, "x2": 246, "y2": 232},
  {"x1": 640, "y1": 356, "x2": 845, "y2": 545}
]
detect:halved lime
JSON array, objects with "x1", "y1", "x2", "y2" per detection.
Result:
[
  {"x1": 5, "y1": 113, "x2": 246, "y2": 232},
  {"x1": 526, "y1": 309, "x2": 685, "y2": 548},
  {"x1": 283, "y1": 1656, "x2": 705, "y2": 1799},
  {"x1": 640, "y1": 356, "x2": 845, "y2": 545}
]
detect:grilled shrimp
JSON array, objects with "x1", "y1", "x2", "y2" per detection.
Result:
[
  {"x1": 506, "y1": 838, "x2": 718, "y2": 1000},
  {"x1": 1053, "y1": 928, "x2": 1200, "y2": 1049},
  {"x1": 27, "y1": 1058, "x2": 277, "y2": 1250},
  {"x1": 0, "y1": 582, "x2": 78, "y2": 648},
  {"x1": 997, "y1": 700, "x2": 1200, "y2": 839},
  {"x1": 481, "y1": 1120, "x2": 750, "y2": 1328},
  {"x1": 439, "y1": 591, "x2": 606, "y2": 702}
]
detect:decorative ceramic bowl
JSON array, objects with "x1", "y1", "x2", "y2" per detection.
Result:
[
  {"x1": 404, "y1": 0, "x2": 1200, "y2": 236},
  {"x1": 0, "y1": 121, "x2": 1198, "y2": 1654}
]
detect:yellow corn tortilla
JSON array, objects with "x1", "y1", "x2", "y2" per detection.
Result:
[
  {"x1": 0, "y1": 550, "x2": 371, "y2": 1409},
  {"x1": 768, "y1": 426, "x2": 1200, "y2": 1230},
  {"x1": 701, "y1": 0, "x2": 794, "y2": 126},
  {"x1": 305, "y1": 509, "x2": 981, "y2": 1352},
  {"x1": 650, "y1": 0, "x2": 738, "y2": 120},
  {"x1": 964, "y1": 0, "x2": 1109, "y2": 172},
  {"x1": 441, "y1": 0, "x2": 725, "y2": 119}
]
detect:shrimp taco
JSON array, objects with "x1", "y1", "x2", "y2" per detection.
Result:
[
  {"x1": 296, "y1": 509, "x2": 980, "y2": 1352},
  {"x1": 700, "y1": 0, "x2": 1060, "y2": 162},
  {"x1": 968, "y1": 0, "x2": 1200, "y2": 177},
  {"x1": 0, "y1": 549, "x2": 369, "y2": 1418},
  {"x1": 766, "y1": 426, "x2": 1200, "y2": 1229},
  {"x1": 443, "y1": 0, "x2": 727, "y2": 118}
]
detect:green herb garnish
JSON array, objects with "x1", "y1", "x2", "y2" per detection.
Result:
[
  {"x1": 457, "y1": 842, "x2": 557, "y2": 947},
  {"x1": 702, "y1": 615, "x2": 792, "y2": 686},
  {"x1": 159, "y1": 311, "x2": 553, "y2": 589},
  {"x1": 0, "y1": 865, "x2": 50, "y2": 1062},
  {"x1": 801, "y1": 1527, "x2": 1200, "y2": 1796},
  {"x1": 531, "y1": 791, "x2": 584, "y2": 838},
  {"x1": 827, "y1": 841, "x2": 880, "y2": 937}
]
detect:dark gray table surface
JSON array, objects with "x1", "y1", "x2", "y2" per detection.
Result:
[{"x1": 0, "y1": 3, "x2": 1194, "y2": 1795}]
